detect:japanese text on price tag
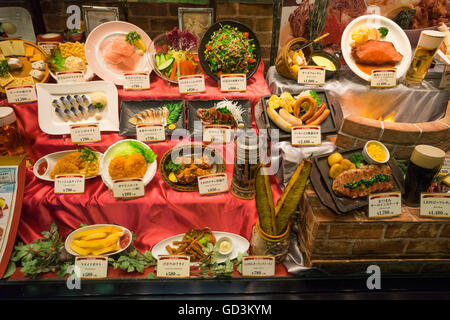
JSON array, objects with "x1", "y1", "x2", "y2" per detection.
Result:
[
  {"x1": 242, "y1": 256, "x2": 275, "y2": 277},
  {"x1": 70, "y1": 123, "x2": 101, "y2": 144},
  {"x1": 220, "y1": 74, "x2": 246, "y2": 92},
  {"x1": 56, "y1": 71, "x2": 85, "y2": 83},
  {"x1": 156, "y1": 255, "x2": 190, "y2": 278},
  {"x1": 198, "y1": 173, "x2": 228, "y2": 195},
  {"x1": 123, "y1": 72, "x2": 150, "y2": 90},
  {"x1": 420, "y1": 193, "x2": 450, "y2": 218},
  {"x1": 38, "y1": 42, "x2": 59, "y2": 56},
  {"x1": 291, "y1": 126, "x2": 321, "y2": 146},
  {"x1": 6, "y1": 85, "x2": 37, "y2": 104},
  {"x1": 371, "y1": 69, "x2": 397, "y2": 88},
  {"x1": 136, "y1": 124, "x2": 166, "y2": 142},
  {"x1": 297, "y1": 66, "x2": 325, "y2": 85},
  {"x1": 75, "y1": 256, "x2": 108, "y2": 279},
  {"x1": 438, "y1": 155, "x2": 450, "y2": 176},
  {"x1": 113, "y1": 178, "x2": 145, "y2": 199},
  {"x1": 54, "y1": 174, "x2": 85, "y2": 194},
  {"x1": 203, "y1": 125, "x2": 232, "y2": 143},
  {"x1": 368, "y1": 192, "x2": 402, "y2": 218},
  {"x1": 178, "y1": 74, "x2": 205, "y2": 94}
]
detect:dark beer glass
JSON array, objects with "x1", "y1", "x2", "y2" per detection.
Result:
[{"x1": 403, "y1": 145, "x2": 445, "y2": 207}]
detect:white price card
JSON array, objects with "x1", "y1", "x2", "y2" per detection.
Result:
[
  {"x1": 113, "y1": 178, "x2": 145, "y2": 199},
  {"x1": 56, "y1": 71, "x2": 85, "y2": 83},
  {"x1": 198, "y1": 173, "x2": 228, "y2": 195},
  {"x1": 70, "y1": 123, "x2": 101, "y2": 144},
  {"x1": 178, "y1": 74, "x2": 206, "y2": 94},
  {"x1": 297, "y1": 66, "x2": 326, "y2": 85},
  {"x1": 123, "y1": 72, "x2": 150, "y2": 90},
  {"x1": 37, "y1": 41, "x2": 59, "y2": 55},
  {"x1": 368, "y1": 192, "x2": 402, "y2": 218},
  {"x1": 371, "y1": 69, "x2": 397, "y2": 88},
  {"x1": 291, "y1": 126, "x2": 321, "y2": 146},
  {"x1": 203, "y1": 124, "x2": 232, "y2": 143},
  {"x1": 54, "y1": 174, "x2": 85, "y2": 194},
  {"x1": 6, "y1": 85, "x2": 37, "y2": 104},
  {"x1": 156, "y1": 255, "x2": 190, "y2": 278},
  {"x1": 242, "y1": 256, "x2": 275, "y2": 277},
  {"x1": 136, "y1": 124, "x2": 166, "y2": 142},
  {"x1": 75, "y1": 256, "x2": 108, "y2": 279},
  {"x1": 440, "y1": 65, "x2": 450, "y2": 90},
  {"x1": 220, "y1": 74, "x2": 246, "y2": 92},
  {"x1": 420, "y1": 193, "x2": 450, "y2": 218},
  {"x1": 438, "y1": 155, "x2": 450, "y2": 176}
]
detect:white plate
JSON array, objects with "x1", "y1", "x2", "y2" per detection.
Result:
[
  {"x1": 65, "y1": 224, "x2": 132, "y2": 257},
  {"x1": 33, "y1": 150, "x2": 103, "y2": 182},
  {"x1": 85, "y1": 21, "x2": 152, "y2": 86},
  {"x1": 49, "y1": 64, "x2": 96, "y2": 83},
  {"x1": 341, "y1": 14, "x2": 412, "y2": 82},
  {"x1": 0, "y1": 7, "x2": 35, "y2": 42},
  {"x1": 100, "y1": 139, "x2": 157, "y2": 190},
  {"x1": 36, "y1": 81, "x2": 119, "y2": 135},
  {"x1": 152, "y1": 231, "x2": 250, "y2": 264}
]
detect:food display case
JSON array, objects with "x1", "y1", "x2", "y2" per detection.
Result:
[{"x1": 0, "y1": 0, "x2": 449, "y2": 301}]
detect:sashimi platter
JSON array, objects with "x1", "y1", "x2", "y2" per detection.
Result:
[{"x1": 85, "y1": 21, "x2": 152, "y2": 85}]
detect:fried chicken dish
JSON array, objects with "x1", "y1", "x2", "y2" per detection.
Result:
[
  {"x1": 108, "y1": 153, "x2": 148, "y2": 180},
  {"x1": 173, "y1": 156, "x2": 213, "y2": 185}
]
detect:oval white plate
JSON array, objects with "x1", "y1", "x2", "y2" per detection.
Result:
[
  {"x1": 33, "y1": 150, "x2": 103, "y2": 182},
  {"x1": 152, "y1": 231, "x2": 250, "y2": 264},
  {"x1": 341, "y1": 14, "x2": 412, "y2": 82},
  {"x1": 100, "y1": 139, "x2": 157, "y2": 190},
  {"x1": 36, "y1": 81, "x2": 119, "y2": 135},
  {"x1": 65, "y1": 224, "x2": 132, "y2": 257},
  {"x1": 85, "y1": 21, "x2": 152, "y2": 86}
]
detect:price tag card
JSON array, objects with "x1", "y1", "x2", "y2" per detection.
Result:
[
  {"x1": 75, "y1": 256, "x2": 108, "y2": 279},
  {"x1": 371, "y1": 69, "x2": 397, "y2": 88},
  {"x1": 198, "y1": 173, "x2": 228, "y2": 195},
  {"x1": 297, "y1": 66, "x2": 326, "y2": 85},
  {"x1": 54, "y1": 174, "x2": 85, "y2": 194},
  {"x1": 220, "y1": 74, "x2": 246, "y2": 92},
  {"x1": 291, "y1": 126, "x2": 321, "y2": 146},
  {"x1": 56, "y1": 71, "x2": 85, "y2": 83},
  {"x1": 136, "y1": 124, "x2": 166, "y2": 143},
  {"x1": 178, "y1": 74, "x2": 206, "y2": 94},
  {"x1": 156, "y1": 255, "x2": 190, "y2": 278},
  {"x1": 6, "y1": 85, "x2": 37, "y2": 104},
  {"x1": 203, "y1": 124, "x2": 232, "y2": 143},
  {"x1": 37, "y1": 41, "x2": 59, "y2": 55},
  {"x1": 368, "y1": 192, "x2": 402, "y2": 218},
  {"x1": 70, "y1": 123, "x2": 101, "y2": 144},
  {"x1": 123, "y1": 72, "x2": 150, "y2": 90},
  {"x1": 420, "y1": 193, "x2": 450, "y2": 218},
  {"x1": 438, "y1": 155, "x2": 450, "y2": 176},
  {"x1": 242, "y1": 256, "x2": 275, "y2": 277},
  {"x1": 440, "y1": 65, "x2": 450, "y2": 90},
  {"x1": 113, "y1": 178, "x2": 145, "y2": 199}
]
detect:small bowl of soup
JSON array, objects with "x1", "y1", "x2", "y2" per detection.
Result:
[{"x1": 310, "y1": 51, "x2": 341, "y2": 79}]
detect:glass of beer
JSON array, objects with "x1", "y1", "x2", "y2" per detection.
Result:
[
  {"x1": 402, "y1": 145, "x2": 445, "y2": 207},
  {"x1": 404, "y1": 30, "x2": 445, "y2": 86},
  {"x1": 0, "y1": 107, "x2": 25, "y2": 157}
]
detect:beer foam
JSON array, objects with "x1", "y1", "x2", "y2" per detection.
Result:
[
  {"x1": 418, "y1": 30, "x2": 445, "y2": 50},
  {"x1": 410, "y1": 145, "x2": 445, "y2": 169}
]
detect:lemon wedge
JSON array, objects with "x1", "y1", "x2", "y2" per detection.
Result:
[
  {"x1": 134, "y1": 39, "x2": 146, "y2": 53},
  {"x1": 169, "y1": 172, "x2": 178, "y2": 183}
]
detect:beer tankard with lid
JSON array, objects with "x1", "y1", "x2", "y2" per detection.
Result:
[
  {"x1": 404, "y1": 30, "x2": 445, "y2": 86},
  {"x1": 402, "y1": 145, "x2": 445, "y2": 207},
  {"x1": 0, "y1": 107, "x2": 25, "y2": 157}
]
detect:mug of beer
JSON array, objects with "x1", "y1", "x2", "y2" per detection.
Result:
[
  {"x1": 404, "y1": 30, "x2": 445, "y2": 86},
  {"x1": 403, "y1": 145, "x2": 445, "y2": 207}
]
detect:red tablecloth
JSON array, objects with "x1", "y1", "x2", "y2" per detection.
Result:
[{"x1": 5, "y1": 63, "x2": 284, "y2": 255}]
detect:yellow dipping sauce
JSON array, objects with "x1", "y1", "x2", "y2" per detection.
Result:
[
  {"x1": 219, "y1": 240, "x2": 231, "y2": 253},
  {"x1": 311, "y1": 55, "x2": 336, "y2": 71},
  {"x1": 367, "y1": 142, "x2": 385, "y2": 162}
]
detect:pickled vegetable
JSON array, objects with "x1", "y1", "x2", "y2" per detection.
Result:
[{"x1": 255, "y1": 166, "x2": 276, "y2": 235}]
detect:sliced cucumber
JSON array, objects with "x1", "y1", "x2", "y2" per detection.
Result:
[
  {"x1": 158, "y1": 57, "x2": 174, "y2": 71},
  {"x1": 155, "y1": 54, "x2": 160, "y2": 68}
]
